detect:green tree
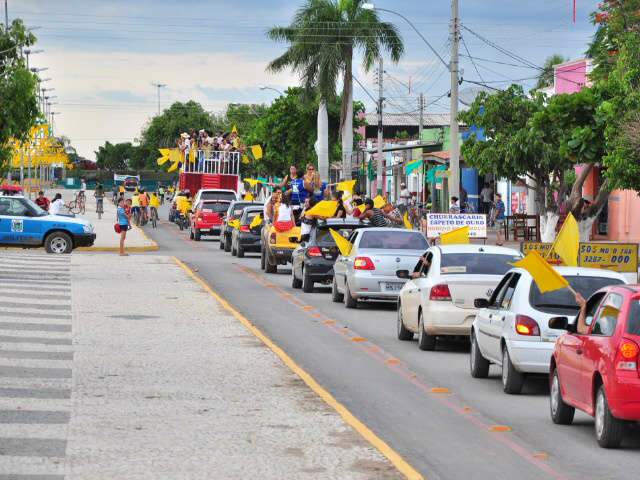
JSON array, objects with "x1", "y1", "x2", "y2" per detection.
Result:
[
  {"x1": 95, "y1": 142, "x2": 138, "y2": 171},
  {"x1": 0, "y1": 19, "x2": 39, "y2": 174},
  {"x1": 535, "y1": 54, "x2": 567, "y2": 90},
  {"x1": 267, "y1": 0, "x2": 403, "y2": 181}
]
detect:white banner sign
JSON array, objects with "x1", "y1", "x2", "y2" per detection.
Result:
[
  {"x1": 426, "y1": 213, "x2": 487, "y2": 239},
  {"x1": 113, "y1": 174, "x2": 140, "y2": 182}
]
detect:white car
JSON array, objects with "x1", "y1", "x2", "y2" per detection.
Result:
[
  {"x1": 470, "y1": 267, "x2": 627, "y2": 394},
  {"x1": 397, "y1": 245, "x2": 522, "y2": 351},
  {"x1": 192, "y1": 188, "x2": 238, "y2": 207}
]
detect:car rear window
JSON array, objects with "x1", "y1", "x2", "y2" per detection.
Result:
[
  {"x1": 201, "y1": 202, "x2": 229, "y2": 213},
  {"x1": 316, "y1": 227, "x2": 359, "y2": 245},
  {"x1": 201, "y1": 191, "x2": 236, "y2": 202},
  {"x1": 440, "y1": 253, "x2": 521, "y2": 275},
  {"x1": 243, "y1": 210, "x2": 261, "y2": 224},
  {"x1": 530, "y1": 276, "x2": 625, "y2": 314},
  {"x1": 359, "y1": 231, "x2": 428, "y2": 250},
  {"x1": 627, "y1": 300, "x2": 640, "y2": 336}
]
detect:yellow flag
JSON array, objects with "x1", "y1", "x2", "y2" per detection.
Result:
[
  {"x1": 228, "y1": 219, "x2": 240, "y2": 230},
  {"x1": 513, "y1": 251, "x2": 569, "y2": 293},
  {"x1": 250, "y1": 214, "x2": 263, "y2": 229},
  {"x1": 403, "y1": 211, "x2": 413, "y2": 230},
  {"x1": 373, "y1": 195, "x2": 387, "y2": 209},
  {"x1": 336, "y1": 179, "x2": 356, "y2": 193},
  {"x1": 440, "y1": 226, "x2": 470, "y2": 245},
  {"x1": 244, "y1": 192, "x2": 254, "y2": 201},
  {"x1": 167, "y1": 161, "x2": 179, "y2": 173},
  {"x1": 329, "y1": 228, "x2": 353, "y2": 256},
  {"x1": 304, "y1": 200, "x2": 338, "y2": 218},
  {"x1": 157, "y1": 148, "x2": 170, "y2": 165},
  {"x1": 250, "y1": 144, "x2": 263, "y2": 160},
  {"x1": 548, "y1": 212, "x2": 579, "y2": 267},
  {"x1": 232, "y1": 125, "x2": 238, "y2": 134},
  {"x1": 243, "y1": 178, "x2": 262, "y2": 187},
  {"x1": 242, "y1": 155, "x2": 250, "y2": 164}
]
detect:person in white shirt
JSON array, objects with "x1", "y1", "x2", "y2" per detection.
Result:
[
  {"x1": 50, "y1": 193, "x2": 64, "y2": 215},
  {"x1": 80, "y1": 179, "x2": 87, "y2": 192},
  {"x1": 398, "y1": 183, "x2": 411, "y2": 212},
  {"x1": 480, "y1": 183, "x2": 493, "y2": 214}
]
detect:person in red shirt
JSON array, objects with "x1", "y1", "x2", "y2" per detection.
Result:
[{"x1": 35, "y1": 191, "x2": 50, "y2": 211}]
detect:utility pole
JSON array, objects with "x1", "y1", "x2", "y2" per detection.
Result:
[
  {"x1": 376, "y1": 56, "x2": 384, "y2": 196},
  {"x1": 152, "y1": 82, "x2": 166, "y2": 115},
  {"x1": 419, "y1": 92, "x2": 425, "y2": 204},
  {"x1": 4, "y1": 0, "x2": 8, "y2": 28},
  {"x1": 449, "y1": 0, "x2": 461, "y2": 200},
  {"x1": 418, "y1": 93, "x2": 424, "y2": 139}
]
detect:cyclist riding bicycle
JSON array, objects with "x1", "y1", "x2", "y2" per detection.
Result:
[
  {"x1": 131, "y1": 191, "x2": 141, "y2": 224},
  {"x1": 94, "y1": 183, "x2": 105, "y2": 219},
  {"x1": 138, "y1": 189, "x2": 150, "y2": 225},
  {"x1": 176, "y1": 190, "x2": 192, "y2": 229},
  {"x1": 149, "y1": 192, "x2": 160, "y2": 226}
]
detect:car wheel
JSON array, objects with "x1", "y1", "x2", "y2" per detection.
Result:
[
  {"x1": 189, "y1": 228, "x2": 194, "y2": 240},
  {"x1": 224, "y1": 235, "x2": 231, "y2": 252},
  {"x1": 265, "y1": 253, "x2": 277, "y2": 273},
  {"x1": 260, "y1": 247, "x2": 266, "y2": 270},
  {"x1": 231, "y1": 242, "x2": 237, "y2": 256},
  {"x1": 302, "y1": 268, "x2": 314, "y2": 293},
  {"x1": 417, "y1": 311, "x2": 436, "y2": 351},
  {"x1": 595, "y1": 385, "x2": 625, "y2": 448},
  {"x1": 469, "y1": 330, "x2": 490, "y2": 378},
  {"x1": 501, "y1": 345, "x2": 524, "y2": 394},
  {"x1": 291, "y1": 266, "x2": 302, "y2": 288},
  {"x1": 45, "y1": 232, "x2": 73, "y2": 254},
  {"x1": 219, "y1": 237, "x2": 225, "y2": 250},
  {"x1": 194, "y1": 230, "x2": 201, "y2": 241},
  {"x1": 397, "y1": 304, "x2": 413, "y2": 341},
  {"x1": 237, "y1": 245, "x2": 244, "y2": 258},
  {"x1": 550, "y1": 368, "x2": 575, "y2": 425},
  {"x1": 331, "y1": 277, "x2": 344, "y2": 303},
  {"x1": 344, "y1": 282, "x2": 358, "y2": 309}
]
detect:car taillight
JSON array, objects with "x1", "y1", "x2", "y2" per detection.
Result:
[
  {"x1": 197, "y1": 214, "x2": 203, "y2": 221},
  {"x1": 429, "y1": 284, "x2": 451, "y2": 301},
  {"x1": 307, "y1": 246, "x2": 322, "y2": 257},
  {"x1": 616, "y1": 339, "x2": 640, "y2": 371},
  {"x1": 353, "y1": 257, "x2": 375, "y2": 270},
  {"x1": 269, "y1": 232, "x2": 276, "y2": 244},
  {"x1": 515, "y1": 315, "x2": 540, "y2": 336},
  {"x1": 240, "y1": 225, "x2": 250, "y2": 232}
]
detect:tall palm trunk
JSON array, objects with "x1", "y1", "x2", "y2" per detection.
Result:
[
  {"x1": 317, "y1": 98, "x2": 329, "y2": 183},
  {"x1": 341, "y1": 50, "x2": 353, "y2": 180}
]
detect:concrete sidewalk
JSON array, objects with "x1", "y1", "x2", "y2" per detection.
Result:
[{"x1": 0, "y1": 252, "x2": 402, "y2": 479}]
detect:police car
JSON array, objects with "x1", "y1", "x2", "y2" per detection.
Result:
[{"x1": 0, "y1": 193, "x2": 95, "y2": 254}]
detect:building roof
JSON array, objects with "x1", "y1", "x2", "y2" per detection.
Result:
[
  {"x1": 423, "y1": 150, "x2": 450, "y2": 162},
  {"x1": 364, "y1": 112, "x2": 451, "y2": 128}
]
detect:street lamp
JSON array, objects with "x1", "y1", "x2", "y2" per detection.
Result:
[
  {"x1": 30, "y1": 67, "x2": 48, "y2": 73},
  {"x1": 259, "y1": 85, "x2": 284, "y2": 96},
  {"x1": 23, "y1": 48, "x2": 43, "y2": 70}
]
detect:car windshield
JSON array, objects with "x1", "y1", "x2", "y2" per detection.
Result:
[
  {"x1": 530, "y1": 276, "x2": 625, "y2": 314},
  {"x1": 359, "y1": 230, "x2": 428, "y2": 250},
  {"x1": 201, "y1": 191, "x2": 236, "y2": 202},
  {"x1": 626, "y1": 300, "x2": 640, "y2": 336},
  {"x1": 201, "y1": 202, "x2": 229, "y2": 213},
  {"x1": 315, "y1": 226, "x2": 359, "y2": 245},
  {"x1": 440, "y1": 253, "x2": 521, "y2": 275}
]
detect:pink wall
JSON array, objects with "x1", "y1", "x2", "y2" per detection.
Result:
[
  {"x1": 607, "y1": 190, "x2": 640, "y2": 243},
  {"x1": 555, "y1": 59, "x2": 590, "y2": 94}
]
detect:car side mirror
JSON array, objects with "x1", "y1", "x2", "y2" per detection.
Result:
[
  {"x1": 474, "y1": 298, "x2": 489, "y2": 309},
  {"x1": 548, "y1": 316, "x2": 569, "y2": 330},
  {"x1": 396, "y1": 269, "x2": 410, "y2": 279}
]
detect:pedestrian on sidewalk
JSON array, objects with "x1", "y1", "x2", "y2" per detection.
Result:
[
  {"x1": 493, "y1": 193, "x2": 506, "y2": 246},
  {"x1": 117, "y1": 198, "x2": 131, "y2": 256}
]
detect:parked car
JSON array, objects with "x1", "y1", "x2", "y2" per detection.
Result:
[
  {"x1": 549, "y1": 284, "x2": 640, "y2": 448},
  {"x1": 332, "y1": 227, "x2": 429, "y2": 308},
  {"x1": 397, "y1": 245, "x2": 522, "y2": 351},
  {"x1": 189, "y1": 200, "x2": 230, "y2": 241},
  {"x1": 0, "y1": 194, "x2": 95, "y2": 253},
  {"x1": 192, "y1": 188, "x2": 238, "y2": 207},
  {"x1": 470, "y1": 267, "x2": 627, "y2": 394},
  {"x1": 220, "y1": 201, "x2": 263, "y2": 252},
  {"x1": 291, "y1": 218, "x2": 369, "y2": 293},
  {"x1": 230, "y1": 206, "x2": 263, "y2": 258}
]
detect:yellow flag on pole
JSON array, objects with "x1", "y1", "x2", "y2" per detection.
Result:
[
  {"x1": 548, "y1": 212, "x2": 579, "y2": 267},
  {"x1": 304, "y1": 200, "x2": 338, "y2": 218},
  {"x1": 228, "y1": 219, "x2": 240, "y2": 230},
  {"x1": 512, "y1": 251, "x2": 569, "y2": 293},
  {"x1": 336, "y1": 179, "x2": 356, "y2": 193},
  {"x1": 403, "y1": 211, "x2": 413, "y2": 230},
  {"x1": 231, "y1": 125, "x2": 238, "y2": 134},
  {"x1": 250, "y1": 214, "x2": 263, "y2": 230},
  {"x1": 250, "y1": 144, "x2": 263, "y2": 160},
  {"x1": 373, "y1": 195, "x2": 387, "y2": 209},
  {"x1": 329, "y1": 228, "x2": 353, "y2": 256},
  {"x1": 440, "y1": 226, "x2": 470, "y2": 245},
  {"x1": 157, "y1": 148, "x2": 171, "y2": 165}
]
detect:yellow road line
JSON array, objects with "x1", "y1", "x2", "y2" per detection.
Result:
[{"x1": 173, "y1": 257, "x2": 424, "y2": 480}]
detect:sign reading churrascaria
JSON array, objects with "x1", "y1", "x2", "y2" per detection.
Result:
[{"x1": 426, "y1": 213, "x2": 487, "y2": 239}]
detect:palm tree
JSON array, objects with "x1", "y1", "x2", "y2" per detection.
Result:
[
  {"x1": 536, "y1": 54, "x2": 567, "y2": 90},
  {"x1": 268, "y1": 0, "x2": 403, "y2": 181}
]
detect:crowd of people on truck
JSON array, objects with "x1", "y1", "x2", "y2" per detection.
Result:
[{"x1": 176, "y1": 129, "x2": 242, "y2": 161}]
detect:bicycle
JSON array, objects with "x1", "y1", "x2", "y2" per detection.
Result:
[
  {"x1": 150, "y1": 206, "x2": 158, "y2": 228},
  {"x1": 64, "y1": 200, "x2": 81, "y2": 215}
]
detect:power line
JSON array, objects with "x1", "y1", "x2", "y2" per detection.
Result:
[{"x1": 460, "y1": 35, "x2": 484, "y2": 83}]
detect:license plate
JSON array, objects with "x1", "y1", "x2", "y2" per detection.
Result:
[{"x1": 382, "y1": 282, "x2": 404, "y2": 292}]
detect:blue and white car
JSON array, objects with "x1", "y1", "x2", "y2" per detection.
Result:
[{"x1": 0, "y1": 194, "x2": 95, "y2": 254}]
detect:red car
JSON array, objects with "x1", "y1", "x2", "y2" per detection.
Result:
[
  {"x1": 189, "y1": 200, "x2": 229, "y2": 241},
  {"x1": 549, "y1": 285, "x2": 640, "y2": 448}
]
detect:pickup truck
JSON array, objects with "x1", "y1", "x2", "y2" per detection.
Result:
[{"x1": 0, "y1": 194, "x2": 95, "y2": 254}]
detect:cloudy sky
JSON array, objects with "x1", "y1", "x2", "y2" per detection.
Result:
[{"x1": 15, "y1": 0, "x2": 600, "y2": 160}]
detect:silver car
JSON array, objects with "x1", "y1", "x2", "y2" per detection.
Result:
[{"x1": 331, "y1": 227, "x2": 429, "y2": 308}]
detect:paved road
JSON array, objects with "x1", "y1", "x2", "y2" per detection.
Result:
[{"x1": 146, "y1": 210, "x2": 640, "y2": 480}]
